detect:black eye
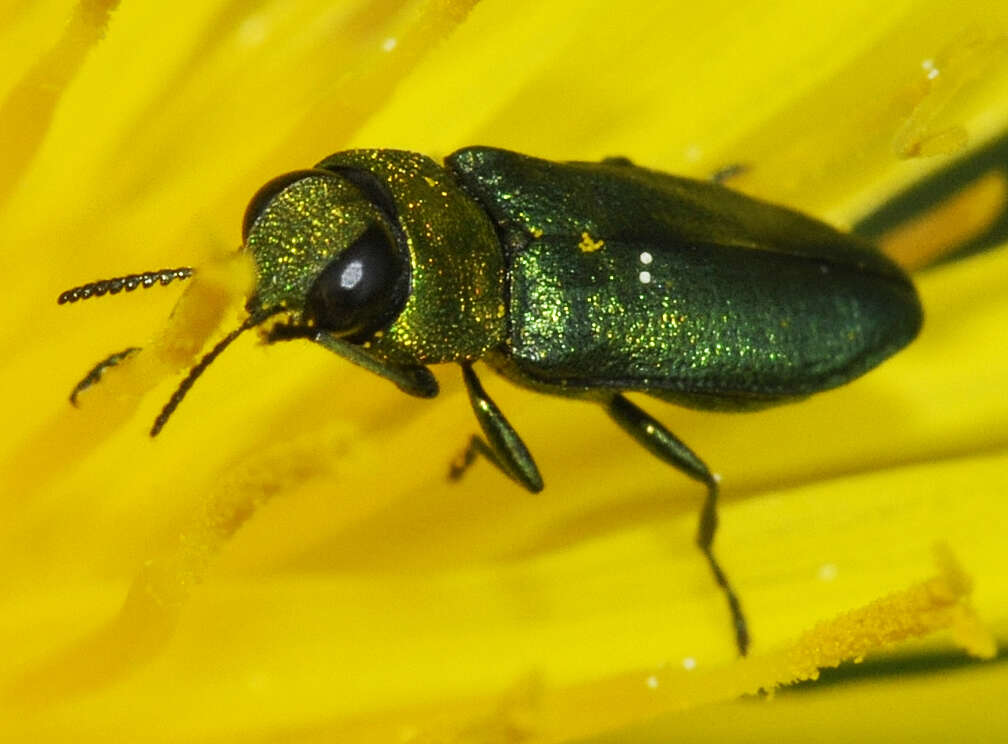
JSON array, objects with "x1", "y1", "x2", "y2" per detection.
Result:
[
  {"x1": 242, "y1": 170, "x2": 328, "y2": 242},
  {"x1": 305, "y1": 224, "x2": 409, "y2": 341}
]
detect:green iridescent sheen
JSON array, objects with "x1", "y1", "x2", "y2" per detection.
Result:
[
  {"x1": 245, "y1": 174, "x2": 385, "y2": 314},
  {"x1": 446, "y1": 147, "x2": 922, "y2": 410},
  {"x1": 246, "y1": 145, "x2": 921, "y2": 409},
  {"x1": 62, "y1": 145, "x2": 924, "y2": 658},
  {"x1": 315, "y1": 150, "x2": 506, "y2": 366},
  {"x1": 246, "y1": 150, "x2": 506, "y2": 368}
]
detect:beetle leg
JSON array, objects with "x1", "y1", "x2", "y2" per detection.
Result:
[
  {"x1": 449, "y1": 434, "x2": 502, "y2": 480},
  {"x1": 69, "y1": 346, "x2": 141, "y2": 406},
  {"x1": 457, "y1": 364, "x2": 544, "y2": 493},
  {"x1": 309, "y1": 332, "x2": 439, "y2": 399},
  {"x1": 606, "y1": 393, "x2": 750, "y2": 656}
]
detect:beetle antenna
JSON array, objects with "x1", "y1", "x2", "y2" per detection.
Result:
[
  {"x1": 150, "y1": 310, "x2": 275, "y2": 436},
  {"x1": 57, "y1": 267, "x2": 194, "y2": 304}
]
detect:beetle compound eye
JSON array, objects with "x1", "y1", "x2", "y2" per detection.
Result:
[
  {"x1": 305, "y1": 223, "x2": 408, "y2": 341},
  {"x1": 242, "y1": 170, "x2": 331, "y2": 242}
]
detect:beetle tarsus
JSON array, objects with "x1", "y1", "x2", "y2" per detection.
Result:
[
  {"x1": 448, "y1": 434, "x2": 486, "y2": 481},
  {"x1": 697, "y1": 475, "x2": 750, "y2": 656},
  {"x1": 68, "y1": 346, "x2": 141, "y2": 406},
  {"x1": 605, "y1": 393, "x2": 750, "y2": 656}
]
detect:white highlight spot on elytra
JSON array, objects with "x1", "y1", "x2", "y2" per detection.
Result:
[
  {"x1": 682, "y1": 656, "x2": 697, "y2": 671},
  {"x1": 382, "y1": 37, "x2": 398, "y2": 52}
]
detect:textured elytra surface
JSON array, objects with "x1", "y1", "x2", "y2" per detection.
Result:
[{"x1": 448, "y1": 147, "x2": 922, "y2": 404}]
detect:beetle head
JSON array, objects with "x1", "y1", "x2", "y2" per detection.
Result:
[
  {"x1": 241, "y1": 169, "x2": 411, "y2": 343},
  {"x1": 58, "y1": 149, "x2": 507, "y2": 435}
]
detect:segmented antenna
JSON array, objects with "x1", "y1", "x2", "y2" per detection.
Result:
[
  {"x1": 57, "y1": 268, "x2": 194, "y2": 304},
  {"x1": 150, "y1": 310, "x2": 277, "y2": 437}
]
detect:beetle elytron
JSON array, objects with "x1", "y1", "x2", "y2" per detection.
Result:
[{"x1": 59, "y1": 147, "x2": 923, "y2": 655}]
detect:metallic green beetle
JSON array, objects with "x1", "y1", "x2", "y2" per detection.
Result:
[{"x1": 59, "y1": 147, "x2": 924, "y2": 655}]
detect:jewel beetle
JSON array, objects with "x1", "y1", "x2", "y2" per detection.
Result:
[{"x1": 59, "y1": 146, "x2": 924, "y2": 656}]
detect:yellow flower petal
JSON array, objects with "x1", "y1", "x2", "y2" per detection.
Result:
[{"x1": 1, "y1": 0, "x2": 1006, "y2": 741}]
